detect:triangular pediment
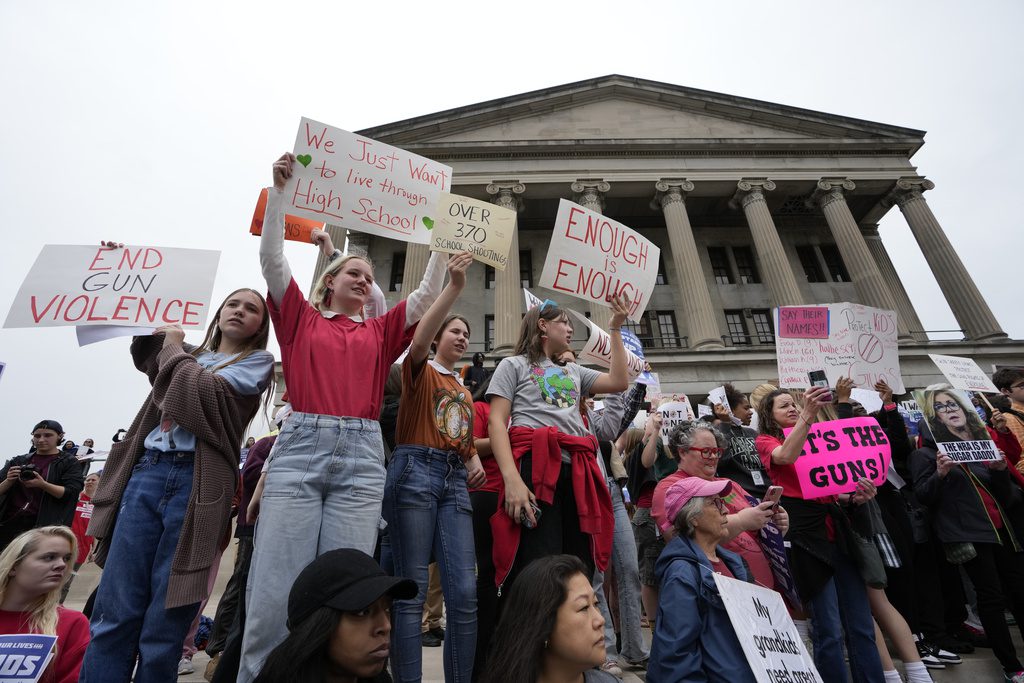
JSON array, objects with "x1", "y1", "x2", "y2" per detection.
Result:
[{"x1": 358, "y1": 75, "x2": 925, "y2": 153}]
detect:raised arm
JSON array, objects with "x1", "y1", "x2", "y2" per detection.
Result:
[
  {"x1": 260, "y1": 153, "x2": 296, "y2": 304},
  {"x1": 406, "y1": 252, "x2": 470, "y2": 367},
  {"x1": 404, "y1": 251, "x2": 447, "y2": 328},
  {"x1": 589, "y1": 294, "x2": 631, "y2": 395},
  {"x1": 769, "y1": 386, "x2": 830, "y2": 466}
]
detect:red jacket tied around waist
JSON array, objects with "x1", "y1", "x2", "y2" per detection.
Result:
[{"x1": 491, "y1": 425, "x2": 614, "y2": 587}]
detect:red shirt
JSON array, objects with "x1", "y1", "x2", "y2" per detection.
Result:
[
  {"x1": 268, "y1": 278, "x2": 415, "y2": 419},
  {"x1": 709, "y1": 556, "x2": 735, "y2": 580},
  {"x1": 471, "y1": 402, "x2": 502, "y2": 494},
  {"x1": 0, "y1": 607, "x2": 90, "y2": 683},
  {"x1": 756, "y1": 433, "x2": 836, "y2": 540},
  {"x1": 70, "y1": 493, "x2": 94, "y2": 564}
]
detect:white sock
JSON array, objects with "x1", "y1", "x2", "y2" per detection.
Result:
[
  {"x1": 904, "y1": 661, "x2": 933, "y2": 683},
  {"x1": 883, "y1": 670, "x2": 903, "y2": 683}
]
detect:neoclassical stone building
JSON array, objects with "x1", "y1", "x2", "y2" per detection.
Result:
[{"x1": 310, "y1": 75, "x2": 1022, "y2": 396}]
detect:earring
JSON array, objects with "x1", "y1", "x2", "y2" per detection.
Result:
[{"x1": 543, "y1": 639, "x2": 549, "y2": 649}]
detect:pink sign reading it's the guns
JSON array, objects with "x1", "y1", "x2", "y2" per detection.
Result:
[{"x1": 784, "y1": 417, "x2": 891, "y2": 499}]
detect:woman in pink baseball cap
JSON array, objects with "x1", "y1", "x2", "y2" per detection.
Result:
[{"x1": 647, "y1": 476, "x2": 756, "y2": 682}]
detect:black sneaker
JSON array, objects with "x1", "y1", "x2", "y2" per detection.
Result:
[
  {"x1": 932, "y1": 633, "x2": 973, "y2": 655},
  {"x1": 915, "y1": 641, "x2": 946, "y2": 669},
  {"x1": 421, "y1": 630, "x2": 442, "y2": 647},
  {"x1": 924, "y1": 641, "x2": 962, "y2": 665}
]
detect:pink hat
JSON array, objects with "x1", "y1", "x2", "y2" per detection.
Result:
[{"x1": 663, "y1": 477, "x2": 731, "y2": 528}]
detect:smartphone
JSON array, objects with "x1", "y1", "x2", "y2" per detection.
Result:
[
  {"x1": 807, "y1": 370, "x2": 833, "y2": 402},
  {"x1": 520, "y1": 502, "x2": 543, "y2": 529},
  {"x1": 763, "y1": 485, "x2": 783, "y2": 509}
]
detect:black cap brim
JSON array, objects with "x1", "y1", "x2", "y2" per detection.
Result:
[{"x1": 324, "y1": 574, "x2": 418, "y2": 613}]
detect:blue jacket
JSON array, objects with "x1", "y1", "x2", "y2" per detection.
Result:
[{"x1": 647, "y1": 534, "x2": 757, "y2": 683}]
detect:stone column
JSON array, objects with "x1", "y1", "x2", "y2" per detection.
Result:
[
  {"x1": 861, "y1": 225, "x2": 927, "y2": 342},
  {"x1": 308, "y1": 224, "x2": 346, "y2": 298},
  {"x1": 652, "y1": 180, "x2": 723, "y2": 349},
  {"x1": 729, "y1": 179, "x2": 805, "y2": 306},
  {"x1": 571, "y1": 180, "x2": 614, "y2": 330},
  {"x1": 811, "y1": 179, "x2": 911, "y2": 340},
  {"x1": 400, "y1": 243, "x2": 430, "y2": 298},
  {"x1": 486, "y1": 182, "x2": 526, "y2": 356}
]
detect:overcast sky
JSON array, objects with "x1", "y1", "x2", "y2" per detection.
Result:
[{"x1": 1, "y1": 0, "x2": 1021, "y2": 457}]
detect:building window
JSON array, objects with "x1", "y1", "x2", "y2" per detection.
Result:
[
  {"x1": 725, "y1": 310, "x2": 749, "y2": 345},
  {"x1": 797, "y1": 245, "x2": 825, "y2": 283},
  {"x1": 520, "y1": 250, "x2": 533, "y2": 288},
  {"x1": 657, "y1": 311, "x2": 679, "y2": 348},
  {"x1": 623, "y1": 314, "x2": 653, "y2": 346},
  {"x1": 820, "y1": 245, "x2": 849, "y2": 282},
  {"x1": 708, "y1": 247, "x2": 733, "y2": 284},
  {"x1": 656, "y1": 256, "x2": 668, "y2": 285},
  {"x1": 732, "y1": 246, "x2": 761, "y2": 284},
  {"x1": 389, "y1": 252, "x2": 406, "y2": 292},
  {"x1": 751, "y1": 309, "x2": 775, "y2": 344},
  {"x1": 484, "y1": 266, "x2": 496, "y2": 290},
  {"x1": 484, "y1": 315, "x2": 495, "y2": 352}
]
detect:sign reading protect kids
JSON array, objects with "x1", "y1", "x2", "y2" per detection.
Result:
[
  {"x1": 4, "y1": 245, "x2": 220, "y2": 330},
  {"x1": 538, "y1": 199, "x2": 660, "y2": 319},
  {"x1": 283, "y1": 117, "x2": 452, "y2": 244}
]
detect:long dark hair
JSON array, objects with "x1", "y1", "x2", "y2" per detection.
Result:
[
  {"x1": 514, "y1": 303, "x2": 571, "y2": 364},
  {"x1": 481, "y1": 555, "x2": 589, "y2": 683},
  {"x1": 757, "y1": 389, "x2": 791, "y2": 440},
  {"x1": 253, "y1": 607, "x2": 340, "y2": 683}
]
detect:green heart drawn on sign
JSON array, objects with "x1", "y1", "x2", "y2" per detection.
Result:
[
  {"x1": 422, "y1": 216, "x2": 435, "y2": 230},
  {"x1": 297, "y1": 154, "x2": 313, "y2": 168}
]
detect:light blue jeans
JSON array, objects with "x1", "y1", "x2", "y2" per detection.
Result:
[
  {"x1": 238, "y1": 413, "x2": 387, "y2": 683},
  {"x1": 383, "y1": 445, "x2": 476, "y2": 683},
  {"x1": 593, "y1": 479, "x2": 649, "y2": 663},
  {"x1": 81, "y1": 450, "x2": 201, "y2": 683}
]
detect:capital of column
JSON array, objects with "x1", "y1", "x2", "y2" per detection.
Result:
[
  {"x1": 808, "y1": 178, "x2": 856, "y2": 210},
  {"x1": 729, "y1": 178, "x2": 777, "y2": 210},
  {"x1": 486, "y1": 181, "x2": 526, "y2": 212},
  {"x1": 651, "y1": 179, "x2": 695, "y2": 209},
  {"x1": 882, "y1": 176, "x2": 935, "y2": 210},
  {"x1": 571, "y1": 179, "x2": 610, "y2": 210}
]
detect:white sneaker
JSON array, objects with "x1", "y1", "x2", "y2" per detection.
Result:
[
  {"x1": 600, "y1": 659, "x2": 624, "y2": 678},
  {"x1": 177, "y1": 657, "x2": 194, "y2": 676}
]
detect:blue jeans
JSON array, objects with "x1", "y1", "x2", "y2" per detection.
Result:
[
  {"x1": 808, "y1": 546, "x2": 885, "y2": 683},
  {"x1": 80, "y1": 450, "x2": 200, "y2": 683},
  {"x1": 383, "y1": 445, "x2": 476, "y2": 683},
  {"x1": 594, "y1": 480, "x2": 649, "y2": 663},
  {"x1": 239, "y1": 413, "x2": 387, "y2": 683}
]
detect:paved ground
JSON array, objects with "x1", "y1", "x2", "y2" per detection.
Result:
[{"x1": 66, "y1": 545, "x2": 1013, "y2": 682}]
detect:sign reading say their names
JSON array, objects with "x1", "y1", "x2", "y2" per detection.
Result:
[
  {"x1": 713, "y1": 574, "x2": 822, "y2": 683},
  {"x1": 0, "y1": 633, "x2": 58, "y2": 683},
  {"x1": 783, "y1": 417, "x2": 891, "y2": 499},
  {"x1": 775, "y1": 303, "x2": 904, "y2": 393},
  {"x1": 429, "y1": 193, "x2": 516, "y2": 270},
  {"x1": 568, "y1": 310, "x2": 645, "y2": 379},
  {"x1": 284, "y1": 117, "x2": 452, "y2": 244},
  {"x1": 928, "y1": 354, "x2": 999, "y2": 393},
  {"x1": 539, "y1": 199, "x2": 660, "y2": 319},
  {"x1": 4, "y1": 245, "x2": 220, "y2": 330}
]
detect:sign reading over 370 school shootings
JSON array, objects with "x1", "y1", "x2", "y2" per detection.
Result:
[
  {"x1": 284, "y1": 117, "x2": 452, "y2": 244},
  {"x1": 429, "y1": 193, "x2": 516, "y2": 270},
  {"x1": 928, "y1": 354, "x2": 999, "y2": 393},
  {"x1": 4, "y1": 245, "x2": 220, "y2": 330},
  {"x1": 0, "y1": 633, "x2": 58, "y2": 683},
  {"x1": 775, "y1": 303, "x2": 904, "y2": 393},
  {"x1": 713, "y1": 575, "x2": 822, "y2": 683},
  {"x1": 783, "y1": 417, "x2": 891, "y2": 499},
  {"x1": 539, "y1": 200, "x2": 660, "y2": 319}
]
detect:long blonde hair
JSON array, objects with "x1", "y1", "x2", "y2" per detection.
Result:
[
  {"x1": 310, "y1": 255, "x2": 375, "y2": 314},
  {"x1": 0, "y1": 526, "x2": 77, "y2": 636}
]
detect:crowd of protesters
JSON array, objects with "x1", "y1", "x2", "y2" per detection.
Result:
[{"x1": 7, "y1": 152, "x2": 1024, "y2": 683}]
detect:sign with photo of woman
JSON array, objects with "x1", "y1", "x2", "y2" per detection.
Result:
[{"x1": 913, "y1": 388, "x2": 1001, "y2": 463}]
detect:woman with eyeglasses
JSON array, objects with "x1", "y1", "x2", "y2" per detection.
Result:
[
  {"x1": 647, "y1": 476, "x2": 757, "y2": 682},
  {"x1": 911, "y1": 387, "x2": 1024, "y2": 683},
  {"x1": 756, "y1": 387, "x2": 885, "y2": 683},
  {"x1": 651, "y1": 422, "x2": 788, "y2": 591}
]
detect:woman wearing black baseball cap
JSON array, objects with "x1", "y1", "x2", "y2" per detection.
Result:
[{"x1": 254, "y1": 549, "x2": 416, "y2": 683}]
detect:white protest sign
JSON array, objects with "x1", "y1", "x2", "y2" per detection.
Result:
[
  {"x1": 708, "y1": 386, "x2": 733, "y2": 419},
  {"x1": 713, "y1": 574, "x2": 822, "y2": 683},
  {"x1": 0, "y1": 362, "x2": 4, "y2": 384},
  {"x1": 284, "y1": 117, "x2": 452, "y2": 244},
  {"x1": 429, "y1": 193, "x2": 516, "y2": 270},
  {"x1": 0, "y1": 633, "x2": 58, "y2": 683},
  {"x1": 645, "y1": 373, "x2": 662, "y2": 399},
  {"x1": 538, "y1": 199, "x2": 660, "y2": 319},
  {"x1": 658, "y1": 398, "x2": 695, "y2": 445},
  {"x1": 76, "y1": 324, "x2": 156, "y2": 346},
  {"x1": 568, "y1": 311, "x2": 645, "y2": 378},
  {"x1": 850, "y1": 388, "x2": 884, "y2": 415},
  {"x1": 697, "y1": 404, "x2": 713, "y2": 418},
  {"x1": 4, "y1": 245, "x2": 220, "y2": 330},
  {"x1": 523, "y1": 288, "x2": 544, "y2": 312},
  {"x1": 775, "y1": 303, "x2": 904, "y2": 393},
  {"x1": 928, "y1": 354, "x2": 998, "y2": 393}
]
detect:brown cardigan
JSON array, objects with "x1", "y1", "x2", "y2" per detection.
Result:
[{"x1": 88, "y1": 335, "x2": 262, "y2": 608}]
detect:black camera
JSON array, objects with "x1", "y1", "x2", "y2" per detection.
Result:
[{"x1": 19, "y1": 464, "x2": 38, "y2": 481}]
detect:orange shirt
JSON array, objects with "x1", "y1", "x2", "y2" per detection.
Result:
[{"x1": 396, "y1": 358, "x2": 476, "y2": 460}]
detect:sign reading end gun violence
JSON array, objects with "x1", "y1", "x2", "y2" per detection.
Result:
[
  {"x1": 539, "y1": 199, "x2": 660, "y2": 319},
  {"x1": 429, "y1": 193, "x2": 516, "y2": 270},
  {"x1": 784, "y1": 417, "x2": 891, "y2": 499},
  {"x1": 4, "y1": 245, "x2": 220, "y2": 330},
  {"x1": 283, "y1": 117, "x2": 452, "y2": 244}
]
